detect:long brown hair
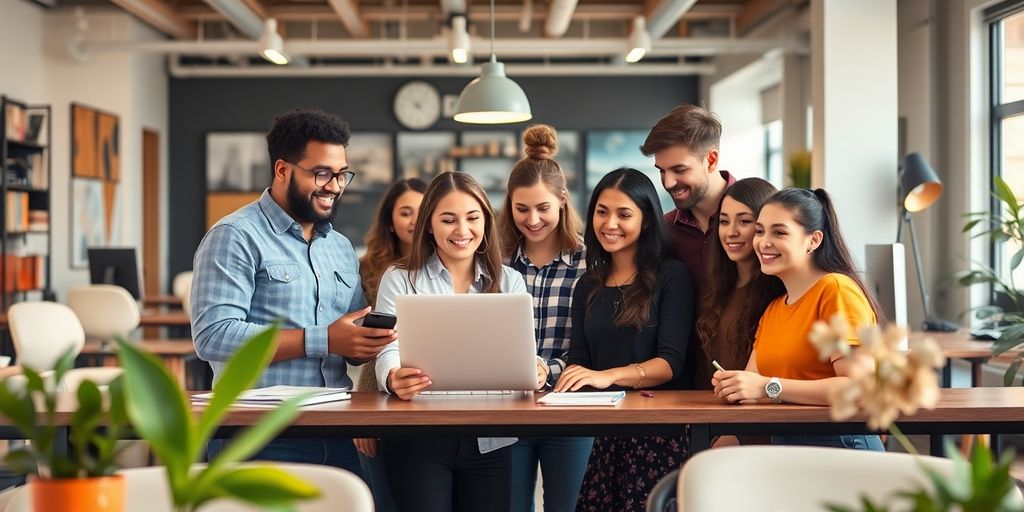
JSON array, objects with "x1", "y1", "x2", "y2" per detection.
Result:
[
  {"x1": 583, "y1": 168, "x2": 669, "y2": 330},
  {"x1": 360, "y1": 178, "x2": 428, "y2": 304},
  {"x1": 499, "y1": 124, "x2": 584, "y2": 259},
  {"x1": 763, "y1": 188, "x2": 885, "y2": 322},
  {"x1": 695, "y1": 178, "x2": 785, "y2": 364},
  {"x1": 401, "y1": 172, "x2": 504, "y2": 293}
]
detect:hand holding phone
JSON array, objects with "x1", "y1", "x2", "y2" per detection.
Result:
[{"x1": 358, "y1": 311, "x2": 397, "y2": 330}]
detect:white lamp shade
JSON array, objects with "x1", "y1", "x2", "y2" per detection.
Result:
[
  {"x1": 449, "y1": 15, "x2": 471, "y2": 64},
  {"x1": 453, "y1": 60, "x2": 532, "y2": 124},
  {"x1": 259, "y1": 18, "x2": 289, "y2": 65}
]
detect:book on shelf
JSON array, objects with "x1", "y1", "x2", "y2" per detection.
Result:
[
  {"x1": 2, "y1": 254, "x2": 43, "y2": 292},
  {"x1": 192, "y1": 385, "x2": 352, "y2": 408},
  {"x1": 5, "y1": 192, "x2": 28, "y2": 232},
  {"x1": 4, "y1": 103, "x2": 26, "y2": 143},
  {"x1": 27, "y1": 210, "x2": 48, "y2": 231}
]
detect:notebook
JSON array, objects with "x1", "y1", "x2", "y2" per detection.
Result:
[
  {"x1": 192, "y1": 385, "x2": 351, "y2": 408},
  {"x1": 537, "y1": 391, "x2": 626, "y2": 406}
]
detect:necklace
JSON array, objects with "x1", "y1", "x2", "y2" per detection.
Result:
[{"x1": 610, "y1": 271, "x2": 638, "y2": 310}]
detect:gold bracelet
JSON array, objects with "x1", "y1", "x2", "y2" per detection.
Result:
[{"x1": 631, "y1": 363, "x2": 646, "y2": 389}]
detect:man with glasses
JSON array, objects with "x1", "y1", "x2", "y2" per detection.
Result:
[{"x1": 192, "y1": 109, "x2": 395, "y2": 477}]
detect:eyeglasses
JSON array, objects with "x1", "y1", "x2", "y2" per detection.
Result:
[{"x1": 290, "y1": 162, "x2": 356, "y2": 188}]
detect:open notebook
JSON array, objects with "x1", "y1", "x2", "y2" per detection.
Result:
[
  {"x1": 537, "y1": 391, "x2": 625, "y2": 406},
  {"x1": 192, "y1": 385, "x2": 351, "y2": 408}
]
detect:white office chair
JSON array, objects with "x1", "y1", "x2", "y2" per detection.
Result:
[
  {"x1": 67, "y1": 284, "x2": 141, "y2": 344},
  {"x1": 664, "y1": 445, "x2": 1024, "y2": 512},
  {"x1": 6, "y1": 301, "x2": 122, "y2": 391},
  {"x1": 172, "y1": 271, "x2": 194, "y2": 319},
  {"x1": 5, "y1": 463, "x2": 373, "y2": 512}
]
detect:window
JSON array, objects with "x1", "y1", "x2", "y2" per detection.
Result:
[
  {"x1": 989, "y1": 3, "x2": 1024, "y2": 285},
  {"x1": 764, "y1": 119, "x2": 783, "y2": 188}
]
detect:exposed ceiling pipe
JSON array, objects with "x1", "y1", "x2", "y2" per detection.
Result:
[
  {"x1": 544, "y1": 0, "x2": 578, "y2": 37},
  {"x1": 646, "y1": 0, "x2": 699, "y2": 40},
  {"x1": 168, "y1": 58, "x2": 716, "y2": 77},
  {"x1": 325, "y1": 0, "x2": 370, "y2": 38},
  {"x1": 85, "y1": 36, "x2": 806, "y2": 58},
  {"x1": 519, "y1": 0, "x2": 532, "y2": 33},
  {"x1": 204, "y1": 0, "x2": 263, "y2": 38},
  {"x1": 440, "y1": 0, "x2": 466, "y2": 16}
]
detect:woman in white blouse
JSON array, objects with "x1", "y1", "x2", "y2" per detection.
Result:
[{"x1": 374, "y1": 171, "x2": 530, "y2": 512}]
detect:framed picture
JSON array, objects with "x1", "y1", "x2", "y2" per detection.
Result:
[
  {"x1": 206, "y1": 132, "x2": 271, "y2": 192},
  {"x1": 459, "y1": 131, "x2": 517, "y2": 192},
  {"x1": 70, "y1": 179, "x2": 107, "y2": 268},
  {"x1": 346, "y1": 132, "x2": 394, "y2": 191},
  {"x1": 585, "y1": 130, "x2": 671, "y2": 213},
  {"x1": 397, "y1": 132, "x2": 456, "y2": 182},
  {"x1": 97, "y1": 112, "x2": 120, "y2": 182},
  {"x1": 71, "y1": 104, "x2": 98, "y2": 178}
]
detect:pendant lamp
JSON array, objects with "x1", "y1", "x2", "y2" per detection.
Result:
[{"x1": 452, "y1": 0, "x2": 532, "y2": 124}]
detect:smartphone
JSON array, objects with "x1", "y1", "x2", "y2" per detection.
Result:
[{"x1": 359, "y1": 311, "x2": 397, "y2": 330}]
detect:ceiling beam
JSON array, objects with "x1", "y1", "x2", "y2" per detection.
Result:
[
  {"x1": 644, "y1": 0, "x2": 698, "y2": 40},
  {"x1": 735, "y1": 0, "x2": 790, "y2": 35},
  {"x1": 110, "y1": 0, "x2": 196, "y2": 39},
  {"x1": 325, "y1": 0, "x2": 371, "y2": 39}
]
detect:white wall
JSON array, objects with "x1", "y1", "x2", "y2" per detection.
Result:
[
  {"x1": 1, "y1": 4, "x2": 169, "y2": 300},
  {"x1": 709, "y1": 55, "x2": 782, "y2": 181}
]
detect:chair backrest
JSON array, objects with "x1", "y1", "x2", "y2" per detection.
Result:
[
  {"x1": 172, "y1": 272, "x2": 193, "y2": 301},
  {"x1": 7, "y1": 302, "x2": 85, "y2": 370},
  {"x1": 66, "y1": 285, "x2": 141, "y2": 341},
  {"x1": 678, "y1": 446, "x2": 1024, "y2": 512},
  {"x1": 6, "y1": 463, "x2": 373, "y2": 512}
]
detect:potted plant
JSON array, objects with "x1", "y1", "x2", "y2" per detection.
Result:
[
  {"x1": 959, "y1": 175, "x2": 1024, "y2": 385},
  {"x1": 788, "y1": 150, "x2": 812, "y2": 189},
  {"x1": 0, "y1": 349, "x2": 131, "y2": 511},
  {"x1": 115, "y1": 323, "x2": 320, "y2": 512}
]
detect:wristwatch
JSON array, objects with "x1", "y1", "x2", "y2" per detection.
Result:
[{"x1": 765, "y1": 377, "x2": 782, "y2": 403}]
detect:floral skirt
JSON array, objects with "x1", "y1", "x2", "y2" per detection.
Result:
[{"x1": 575, "y1": 433, "x2": 689, "y2": 512}]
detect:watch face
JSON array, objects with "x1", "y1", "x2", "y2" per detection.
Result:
[
  {"x1": 766, "y1": 380, "x2": 782, "y2": 397},
  {"x1": 394, "y1": 81, "x2": 441, "y2": 130}
]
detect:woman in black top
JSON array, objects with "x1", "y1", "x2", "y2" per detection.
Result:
[{"x1": 554, "y1": 168, "x2": 694, "y2": 511}]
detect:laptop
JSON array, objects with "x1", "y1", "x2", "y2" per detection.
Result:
[{"x1": 395, "y1": 293, "x2": 538, "y2": 392}]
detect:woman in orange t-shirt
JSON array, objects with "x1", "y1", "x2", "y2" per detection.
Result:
[{"x1": 711, "y1": 188, "x2": 885, "y2": 451}]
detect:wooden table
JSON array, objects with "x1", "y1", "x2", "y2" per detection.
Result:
[
  {"x1": 142, "y1": 295, "x2": 182, "y2": 308},
  {"x1": 911, "y1": 330, "x2": 1015, "y2": 387},
  {"x1": 0, "y1": 310, "x2": 191, "y2": 328},
  {"x1": 80, "y1": 339, "x2": 195, "y2": 387},
  {"x1": 4, "y1": 388, "x2": 1024, "y2": 457}
]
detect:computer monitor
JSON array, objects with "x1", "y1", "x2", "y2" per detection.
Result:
[
  {"x1": 864, "y1": 243, "x2": 908, "y2": 349},
  {"x1": 87, "y1": 248, "x2": 143, "y2": 300}
]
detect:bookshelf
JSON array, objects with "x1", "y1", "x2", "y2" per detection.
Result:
[{"x1": 1, "y1": 96, "x2": 52, "y2": 310}]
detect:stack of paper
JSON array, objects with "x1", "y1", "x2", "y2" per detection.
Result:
[
  {"x1": 192, "y1": 385, "x2": 351, "y2": 408},
  {"x1": 537, "y1": 391, "x2": 626, "y2": 406}
]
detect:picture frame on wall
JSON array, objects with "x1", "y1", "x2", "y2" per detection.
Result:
[
  {"x1": 70, "y1": 103, "x2": 121, "y2": 268},
  {"x1": 397, "y1": 131, "x2": 456, "y2": 183},
  {"x1": 206, "y1": 132, "x2": 271, "y2": 192},
  {"x1": 458, "y1": 131, "x2": 518, "y2": 192},
  {"x1": 585, "y1": 130, "x2": 671, "y2": 213},
  {"x1": 346, "y1": 132, "x2": 394, "y2": 191}
]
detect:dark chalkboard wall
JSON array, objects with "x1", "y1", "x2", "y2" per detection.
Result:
[{"x1": 168, "y1": 75, "x2": 699, "y2": 285}]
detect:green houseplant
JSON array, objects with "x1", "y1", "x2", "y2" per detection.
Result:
[
  {"x1": 789, "y1": 150, "x2": 812, "y2": 189},
  {"x1": 959, "y1": 175, "x2": 1024, "y2": 385},
  {"x1": 115, "y1": 323, "x2": 320, "y2": 512},
  {"x1": 0, "y1": 349, "x2": 131, "y2": 511}
]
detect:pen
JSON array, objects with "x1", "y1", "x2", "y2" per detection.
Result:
[
  {"x1": 639, "y1": 391, "x2": 654, "y2": 398},
  {"x1": 712, "y1": 360, "x2": 726, "y2": 372}
]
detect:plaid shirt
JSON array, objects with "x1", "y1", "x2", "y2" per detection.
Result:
[
  {"x1": 191, "y1": 190, "x2": 367, "y2": 389},
  {"x1": 509, "y1": 244, "x2": 586, "y2": 387}
]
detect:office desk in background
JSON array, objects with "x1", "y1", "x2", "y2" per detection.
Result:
[
  {"x1": 911, "y1": 330, "x2": 1017, "y2": 387},
  {"x1": 142, "y1": 295, "x2": 183, "y2": 309},
  {"x1": 80, "y1": 338, "x2": 195, "y2": 387},
  {"x1": 0, "y1": 310, "x2": 191, "y2": 328}
]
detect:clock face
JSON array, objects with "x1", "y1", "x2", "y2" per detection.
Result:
[{"x1": 394, "y1": 81, "x2": 442, "y2": 130}]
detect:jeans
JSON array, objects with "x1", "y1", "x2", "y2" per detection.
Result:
[
  {"x1": 510, "y1": 437, "x2": 594, "y2": 512},
  {"x1": 206, "y1": 438, "x2": 365, "y2": 480},
  {"x1": 381, "y1": 437, "x2": 511, "y2": 512},
  {"x1": 359, "y1": 450, "x2": 395, "y2": 512},
  {"x1": 771, "y1": 434, "x2": 886, "y2": 451}
]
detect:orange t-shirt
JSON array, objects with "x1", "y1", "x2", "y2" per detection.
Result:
[{"x1": 754, "y1": 273, "x2": 875, "y2": 381}]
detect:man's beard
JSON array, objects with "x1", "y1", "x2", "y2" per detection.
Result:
[
  {"x1": 287, "y1": 174, "x2": 340, "y2": 226},
  {"x1": 669, "y1": 180, "x2": 709, "y2": 211}
]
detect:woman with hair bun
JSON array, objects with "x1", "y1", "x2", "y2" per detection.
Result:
[{"x1": 498, "y1": 124, "x2": 591, "y2": 512}]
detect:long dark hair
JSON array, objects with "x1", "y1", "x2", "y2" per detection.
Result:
[
  {"x1": 583, "y1": 168, "x2": 669, "y2": 330},
  {"x1": 360, "y1": 178, "x2": 428, "y2": 304},
  {"x1": 401, "y1": 172, "x2": 503, "y2": 294},
  {"x1": 498, "y1": 124, "x2": 584, "y2": 259},
  {"x1": 763, "y1": 188, "x2": 884, "y2": 322},
  {"x1": 695, "y1": 178, "x2": 785, "y2": 363}
]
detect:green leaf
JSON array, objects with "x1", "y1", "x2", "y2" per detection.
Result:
[
  {"x1": 993, "y1": 325, "x2": 1024, "y2": 355},
  {"x1": 962, "y1": 218, "x2": 984, "y2": 233},
  {"x1": 1005, "y1": 359, "x2": 1022, "y2": 386},
  {"x1": 4, "y1": 449, "x2": 37, "y2": 475},
  {"x1": 198, "y1": 465, "x2": 319, "y2": 507},
  {"x1": 196, "y1": 324, "x2": 281, "y2": 452},
  {"x1": 116, "y1": 339, "x2": 194, "y2": 497},
  {"x1": 994, "y1": 176, "x2": 1021, "y2": 218},
  {"x1": 52, "y1": 348, "x2": 77, "y2": 388},
  {"x1": 21, "y1": 366, "x2": 45, "y2": 395},
  {"x1": 1010, "y1": 248, "x2": 1024, "y2": 271},
  {"x1": 0, "y1": 379, "x2": 37, "y2": 436}
]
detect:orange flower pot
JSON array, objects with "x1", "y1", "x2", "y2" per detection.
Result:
[{"x1": 30, "y1": 475, "x2": 125, "y2": 512}]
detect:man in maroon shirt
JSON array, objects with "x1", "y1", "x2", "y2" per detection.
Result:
[{"x1": 641, "y1": 104, "x2": 735, "y2": 289}]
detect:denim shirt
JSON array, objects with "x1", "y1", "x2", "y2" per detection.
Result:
[
  {"x1": 374, "y1": 252, "x2": 527, "y2": 453},
  {"x1": 191, "y1": 190, "x2": 367, "y2": 388}
]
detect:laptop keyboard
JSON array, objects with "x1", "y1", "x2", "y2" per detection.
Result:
[{"x1": 420, "y1": 390, "x2": 515, "y2": 396}]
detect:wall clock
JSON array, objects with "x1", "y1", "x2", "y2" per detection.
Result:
[{"x1": 393, "y1": 80, "x2": 442, "y2": 130}]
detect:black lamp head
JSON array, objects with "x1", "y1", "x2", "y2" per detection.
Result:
[{"x1": 900, "y1": 152, "x2": 943, "y2": 213}]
